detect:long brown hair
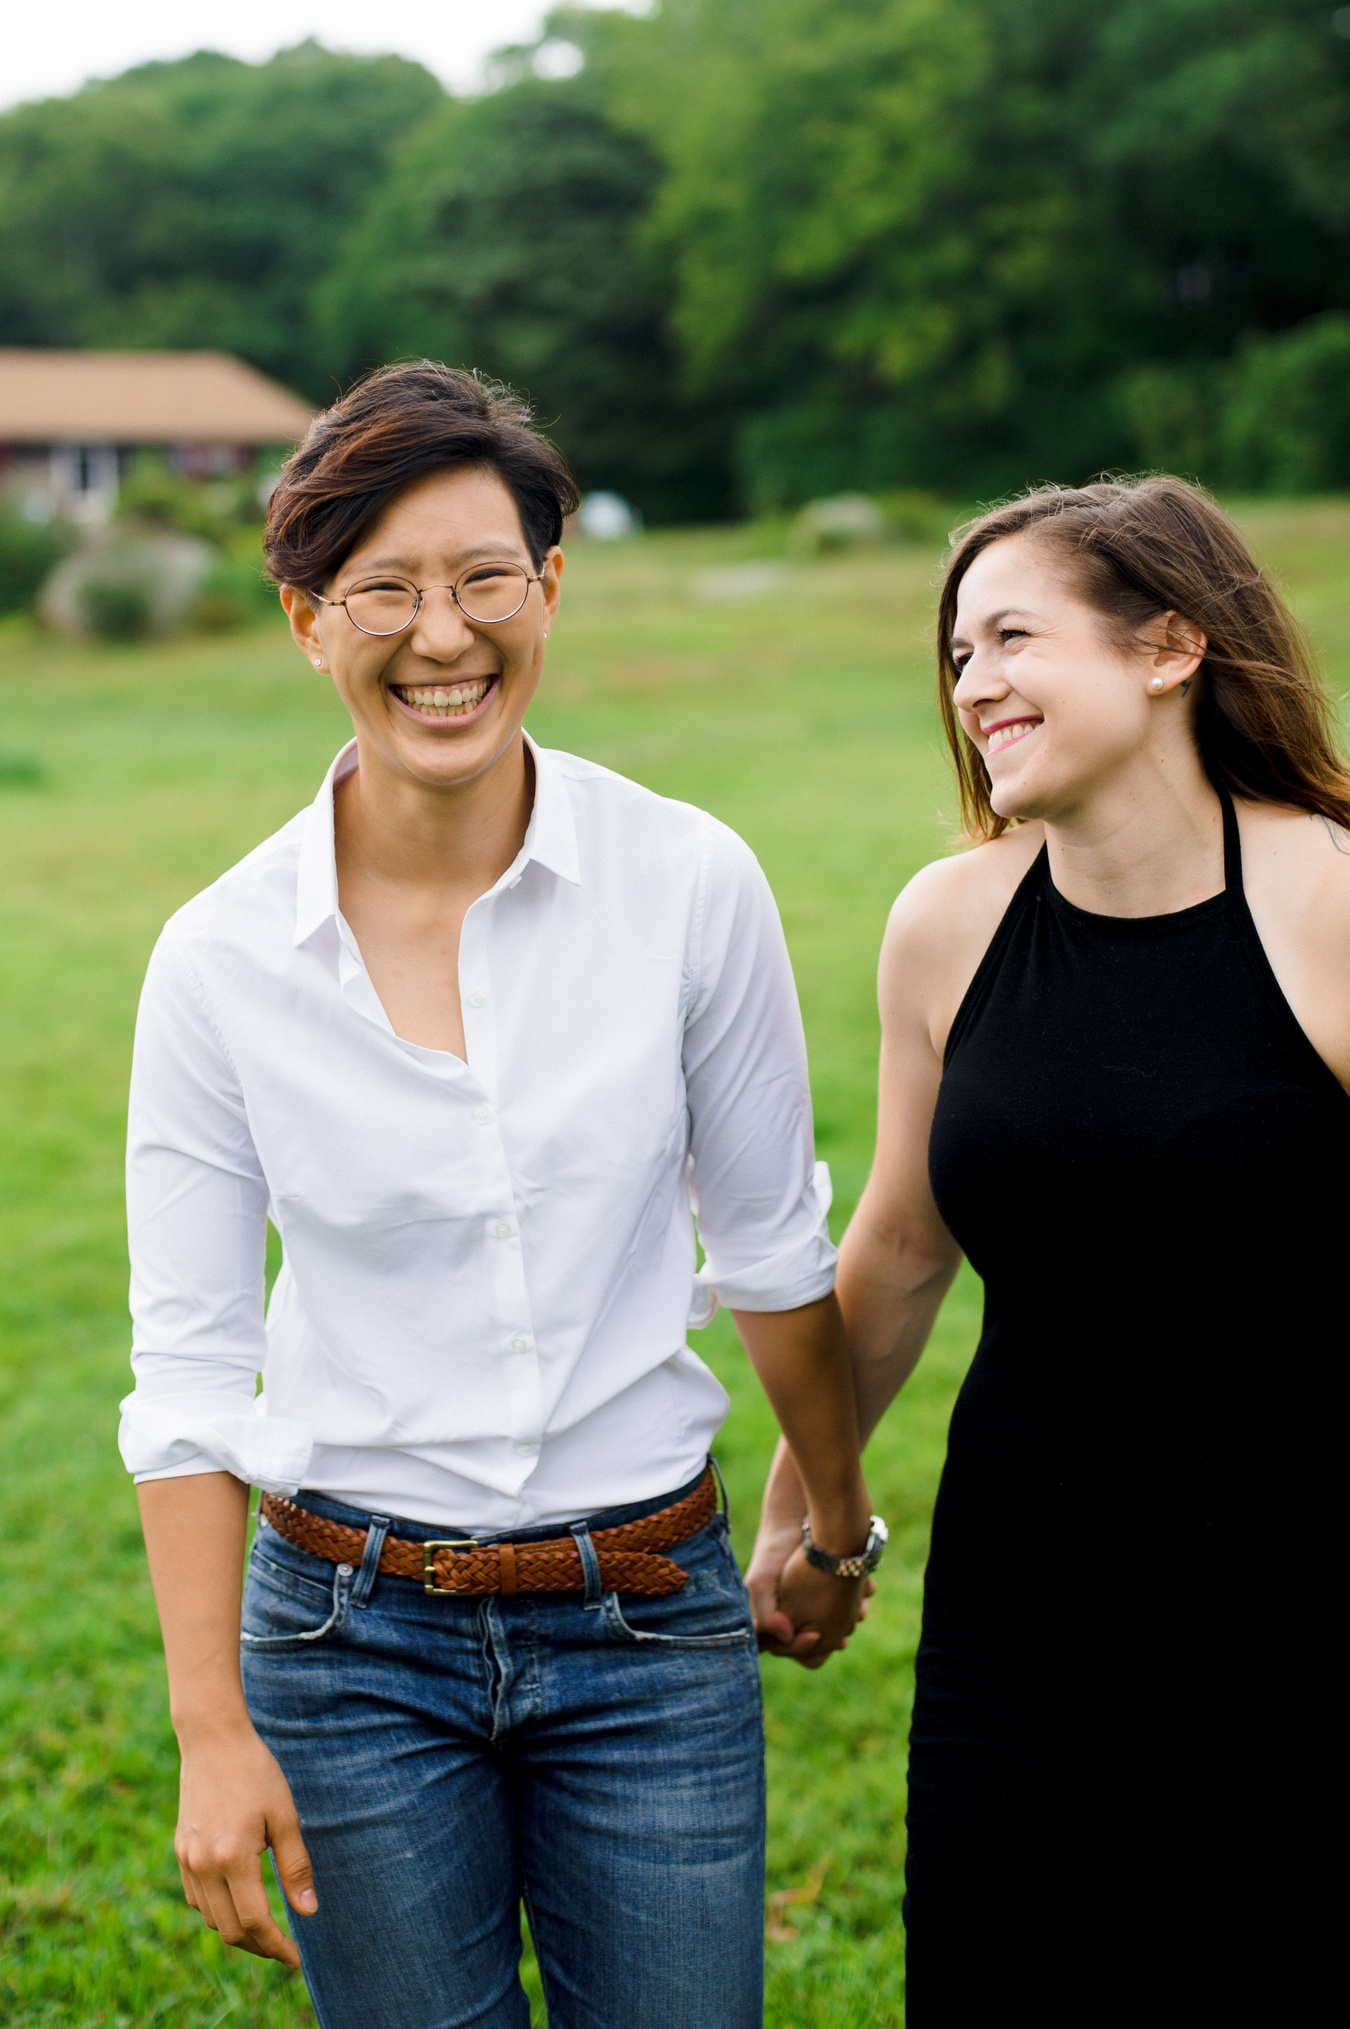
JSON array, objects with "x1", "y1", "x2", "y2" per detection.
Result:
[{"x1": 935, "y1": 476, "x2": 1350, "y2": 840}]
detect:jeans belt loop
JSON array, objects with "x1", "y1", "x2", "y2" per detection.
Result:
[
  {"x1": 570, "y1": 1521, "x2": 604, "y2": 1608},
  {"x1": 708, "y1": 1453, "x2": 731, "y2": 1525},
  {"x1": 351, "y1": 1514, "x2": 391, "y2": 1609}
]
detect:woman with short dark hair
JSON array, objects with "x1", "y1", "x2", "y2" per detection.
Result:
[
  {"x1": 122, "y1": 363, "x2": 880, "y2": 2028},
  {"x1": 749, "y1": 476, "x2": 1346, "y2": 2023}
]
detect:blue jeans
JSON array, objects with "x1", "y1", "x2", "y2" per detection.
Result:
[{"x1": 239, "y1": 1467, "x2": 765, "y2": 2029}]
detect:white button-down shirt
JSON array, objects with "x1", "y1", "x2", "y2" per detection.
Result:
[{"x1": 120, "y1": 738, "x2": 835, "y2": 1529}]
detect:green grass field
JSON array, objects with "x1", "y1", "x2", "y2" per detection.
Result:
[{"x1": 3, "y1": 502, "x2": 1348, "y2": 2027}]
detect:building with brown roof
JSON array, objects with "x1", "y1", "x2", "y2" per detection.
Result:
[{"x1": 0, "y1": 350, "x2": 314, "y2": 520}]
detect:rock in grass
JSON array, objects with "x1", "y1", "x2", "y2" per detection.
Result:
[{"x1": 40, "y1": 530, "x2": 215, "y2": 640}]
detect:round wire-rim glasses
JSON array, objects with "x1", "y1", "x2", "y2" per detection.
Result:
[{"x1": 307, "y1": 561, "x2": 542, "y2": 637}]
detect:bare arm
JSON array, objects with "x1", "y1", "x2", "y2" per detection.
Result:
[
  {"x1": 746, "y1": 864, "x2": 986, "y2": 1650},
  {"x1": 733, "y1": 1293, "x2": 872, "y2": 1668},
  {"x1": 138, "y1": 1472, "x2": 315, "y2": 1968}
]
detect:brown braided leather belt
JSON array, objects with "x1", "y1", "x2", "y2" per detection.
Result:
[{"x1": 260, "y1": 1468, "x2": 717, "y2": 1598}]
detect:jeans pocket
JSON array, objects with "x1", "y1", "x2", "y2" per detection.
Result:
[
  {"x1": 240, "y1": 1550, "x2": 353, "y2": 1652},
  {"x1": 600, "y1": 1539, "x2": 754, "y2": 1650},
  {"x1": 603, "y1": 1595, "x2": 753, "y2": 1649}
]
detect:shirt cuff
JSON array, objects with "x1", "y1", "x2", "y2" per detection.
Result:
[
  {"x1": 695, "y1": 1160, "x2": 837, "y2": 1315},
  {"x1": 118, "y1": 1389, "x2": 312, "y2": 1495}
]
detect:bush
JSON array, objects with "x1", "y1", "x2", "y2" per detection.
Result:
[
  {"x1": 788, "y1": 495, "x2": 889, "y2": 557},
  {"x1": 0, "y1": 507, "x2": 73, "y2": 616},
  {"x1": 1116, "y1": 312, "x2": 1350, "y2": 495},
  {"x1": 187, "y1": 556, "x2": 279, "y2": 632},
  {"x1": 80, "y1": 579, "x2": 155, "y2": 640},
  {"x1": 117, "y1": 454, "x2": 261, "y2": 542},
  {"x1": 42, "y1": 532, "x2": 214, "y2": 639},
  {"x1": 1114, "y1": 362, "x2": 1220, "y2": 482},
  {"x1": 875, "y1": 489, "x2": 954, "y2": 544},
  {"x1": 1220, "y1": 314, "x2": 1350, "y2": 493}
]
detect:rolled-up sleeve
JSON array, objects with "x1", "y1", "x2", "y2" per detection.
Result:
[
  {"x1": 683, "y1": 822, "x2": 837, "y2": 1315},
  {"x1": 119, "y1": 929, "x2": 312, "y2": 1492}
]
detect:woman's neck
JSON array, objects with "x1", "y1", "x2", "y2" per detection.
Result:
[
  {"x1": 1041, "y1": 748, "x2": 1225, "y2": 919},
  {"x1": 335, "y1": 731, "x2": 534, "y2": 909}
]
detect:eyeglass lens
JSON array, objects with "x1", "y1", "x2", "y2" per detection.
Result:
[{"x1": 344, "y1": 564, "x2": 532, "y2": 635}]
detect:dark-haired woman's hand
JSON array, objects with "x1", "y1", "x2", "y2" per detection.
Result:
[{"x1": 174, "y1": 1721, "x2": 315, "y2": 1969}]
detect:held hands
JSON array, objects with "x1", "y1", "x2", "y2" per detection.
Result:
[
  {"x1": 745, "y1": 1439, "x2": 874, "y2": 1669},
  {"x1": 750, "y1": 1539, "x2": 872, "y2": 1668},
  {"x1": 174, "y1": 1721, "x2": 316, "y2": 1970}
]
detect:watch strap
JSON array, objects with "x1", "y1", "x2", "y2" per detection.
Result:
[{"x1": 801, "y1": 1514, "x2": 888, "y2": 1578}]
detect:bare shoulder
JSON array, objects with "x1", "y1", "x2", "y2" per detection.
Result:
[
  {"x1": 1237, "y1": 797, "x2": 1350, "y2": 1090},
  {"x1": 879, "y1": 822, "x2": 1045, "y2": 1052},
  {"x1": 1238, "y1": 797, "x2": 1350, "y2": 935}
]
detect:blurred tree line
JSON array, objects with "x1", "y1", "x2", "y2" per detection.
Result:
[{"x1": 1, "y1": 3, "x2": 1348, "y2": 521}]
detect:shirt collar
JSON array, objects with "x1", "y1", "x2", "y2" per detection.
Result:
[{"x1": 293, "y1": 732, "x2": 580, "y2": 950}]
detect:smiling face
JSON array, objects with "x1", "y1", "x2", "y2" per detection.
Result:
[
  {"x1": 949, "y1": 532, "x2": 1196, "y2": 825},
  {"x1": 282, "y1": 464, "x2": 562, "y2": 795}
]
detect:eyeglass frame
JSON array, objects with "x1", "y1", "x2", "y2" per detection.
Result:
[{"x1": 304, "y1": 561, "x2": 544, "y2": 637}]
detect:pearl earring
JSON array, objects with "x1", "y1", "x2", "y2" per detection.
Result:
[
  {"x1": 313, "y1": 658, "x2": 324, "y2": 669},
  {"x1": 1149, "y1": 676, "x2": 1164, "y2": 692}
]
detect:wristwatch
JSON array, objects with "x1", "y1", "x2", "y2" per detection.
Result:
[{"x1": 801, "y1": 1514, "x2": 888, "y2": 1579}]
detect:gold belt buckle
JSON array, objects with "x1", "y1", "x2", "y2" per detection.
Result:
[{"x1": 422, "y1": 1538, "x2": 479, "y2": 1595}]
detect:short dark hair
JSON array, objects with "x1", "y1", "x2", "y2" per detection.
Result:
[{"x1": 263, "y1": 361, "x2": 581, "y2": 590}]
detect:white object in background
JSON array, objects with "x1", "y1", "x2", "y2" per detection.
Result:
[
  {"x1": 693, "y1": 562, "x2": 786, "y2": 603},
  {"x1": 533, "y1": 38, "x2": 584, "y2": 78},
  {"x1": 578, "y1": 491, "x2": 637, "y2": 540}
]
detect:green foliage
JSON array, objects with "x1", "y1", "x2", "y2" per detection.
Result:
[
  {"x1": 1, "y1": 5, "x2": 1348, "y2": 520},
  {"x1": 79, "y1": 577, "x2": 155, "y2": 640},
  {"x1": 0, "y1": 505, "x2": 72, "y2": 615},
  {"x1": 187, "y1": 555, "x2": 278, "y2": 632},
  {"x1": 117, "y1": 455, "x2": 260, "y2": 542},
  {"x1": 1117, "y1": 311, "x2": 1350, "y2": 493},
  {"x1": 599, "y1": 0, "x2": 1350, "y2": 500},
  {"x1": 1221, "y1": 314, "x2": 1350, "y2": 493},
  {"x1": 0, "y1": 43, "x2": 441, "y2": 401},
  {"x1": 316, "y1": 71, "x2": 733, "y2": 521}
]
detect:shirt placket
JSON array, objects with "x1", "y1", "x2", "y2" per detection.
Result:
[{"x1": 460, "y1": 884, "x2": 543, "y2": 1479}]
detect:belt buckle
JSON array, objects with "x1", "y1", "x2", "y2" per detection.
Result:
[{"x1": 422, "y1": 1538, "x2": 479, "y2": 1595}]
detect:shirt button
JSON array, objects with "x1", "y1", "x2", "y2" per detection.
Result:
[
  {"x1": 468, "y1": 991, "x2": 486, "y2": 1008},
  {"x1": 495, "y1": 1221, "x2": 513, "y2": 1239},
  {"x1": 510, "y1": 1336, "x2": 529, "y2": 1354},
  {"x1": 513, "y1": 1440, "x2": 536, "y2": 1456},
  {"x1": 473, "y1": 1105, "x2": 491, "y2": 1125}
]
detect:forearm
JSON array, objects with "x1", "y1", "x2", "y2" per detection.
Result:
[
  {"x1": 137, "y1": 1471, "x2": 253, "y2": 1744},
  {"x1": 750, "y1": 1209, "x2": 959, "y2": 1547},
  {"x1": 731, "y1": 1293, "x2": 869, "y2": 1554},
  {"x1": 835, "y1": 1211, "x2": 960, "y2": 1442}
]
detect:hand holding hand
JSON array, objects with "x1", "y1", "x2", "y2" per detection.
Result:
[
  {"x1": 772, "y1": 1543, "x2": 870, "y2": 1667},
  {"x1": 174, "y1": 1723, "x2": 315, "y2": 1969},
  {"x1": 746, "y1": 1437, "x2": 874, "y2": 1668}
]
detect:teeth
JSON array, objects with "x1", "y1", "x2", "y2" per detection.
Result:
[
  {"x1": 987, "y1": 720, "x2": 1039, "y2": 753},
  {"x1": 395, "y1": 679, "x2": 490, "y2": 718}
]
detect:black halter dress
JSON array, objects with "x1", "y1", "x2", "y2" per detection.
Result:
[{"x1": 911, "y1": 789, "x2": 1343, "y2": 2025}]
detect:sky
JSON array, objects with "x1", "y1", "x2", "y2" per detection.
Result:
[{"x1": 2, "y1": 1, "x2": 648, "y2": 110}]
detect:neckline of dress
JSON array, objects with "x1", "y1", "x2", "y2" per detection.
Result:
[{"x1": 1037, "y1": 782, "x2": 1238, "y2": 934}]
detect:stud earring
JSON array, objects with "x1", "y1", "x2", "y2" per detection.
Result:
[
  {"x1": 1149, "y1": 676, "x2": 1164, "y2": 692},
  {"x1": 313, "y1": 658, "x2": 324, "y2": 669}
]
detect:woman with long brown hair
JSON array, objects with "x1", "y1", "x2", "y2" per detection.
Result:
[{"x1": 747, "y1": 476, "x2": 1346, "y2": 2020}]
